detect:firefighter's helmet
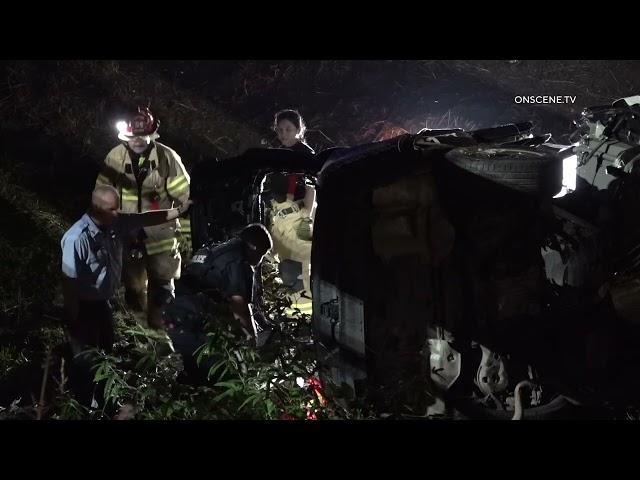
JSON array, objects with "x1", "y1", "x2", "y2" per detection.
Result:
[{"x1": 117, "y1": 107, "x2": 160, "y2": 141}]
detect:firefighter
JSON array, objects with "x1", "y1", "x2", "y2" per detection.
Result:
[
  {"x1": 273, "y1": 109, "x2": 316, "y2": 220},
  {"x1": 267, "y1": 173, "x2": 313, "y2": 300},
  {"x1": 95, "y1": 106, "x2": 191, "y2": 328},
  {"x1": 274, "y1": 109, "x2": 315, "y2": 155}
]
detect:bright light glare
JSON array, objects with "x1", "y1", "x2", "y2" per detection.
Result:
[
  {"x1": 554, "y1": 154, "x2": 578, "y2": 198},
  {"x1": 116, "y1": 120, "x2": 128, "y2": 133}
]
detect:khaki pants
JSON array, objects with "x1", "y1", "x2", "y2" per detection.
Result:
[
  {"x1": 270, "y1": 202, "x2": 312, "y2": 296},
  {"x1": 123, "y1": 246, "x2": 181, "y2": 328}
]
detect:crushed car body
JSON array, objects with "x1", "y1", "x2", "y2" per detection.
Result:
[{"x1": 189, "y1": 96, "x2": 640, "y2": 419}]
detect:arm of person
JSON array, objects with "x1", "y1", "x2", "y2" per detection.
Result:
[
  {"x1": 95, "y1": 147, "x2": 120, "y2": 188},
  {"x1": 165, "y1": 151, "x2": 192, "y2": 247},
  {"x1": 138, "y1": 200, "x2": 193, "y2": 227},
  {"x1": 229, "y1": 295, "x2": 255, "y2": 340},
  {"x1": 302, "y1": 185, "x2": 316, "y2": 219},
  {"x1": 120, "y1": 200, "x2": 193, "y2": 230},
  {"x1": 286, "y1": 174, "x2": 297, "y2": 202},
  {"x1": 61, "y1": 236, "x2": 84, "y2": 331},
  {"x1": 165, "y1": 149, "x2": 191, "y2": 206},
  {"x1": 61, "y1": 274, "x2": 79, "y2": 328},
  {"x1": 61, "y1": 273, "x2": 86, "y2": 356}
]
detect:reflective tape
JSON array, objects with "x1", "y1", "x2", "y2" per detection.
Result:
[
  {"x1": 145, "y1": 237, "x2": 178, "y2": 255},
  {"x1": 167, "y1": 176, "x2": 189, "y2": 196}
]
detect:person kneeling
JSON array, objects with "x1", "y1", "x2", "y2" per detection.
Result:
[{"x1": 163, "y1": 224, "x2": 273, "y2": 383}]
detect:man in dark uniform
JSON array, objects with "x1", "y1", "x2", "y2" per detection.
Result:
[{"x1": 163, "y1": 223, "x2": 273, "y2": 383}]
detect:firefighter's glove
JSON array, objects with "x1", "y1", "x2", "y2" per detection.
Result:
[{"x1": 296, "y1": 218, "x2": 313, "y2": 241}]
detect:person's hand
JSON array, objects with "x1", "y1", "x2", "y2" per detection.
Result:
[
  {"x1": 177, "y1": 199, "x2": 193, "y2": 216},
  {"x1": 113, "y1": 403, "x2": 136, "y2": 420},
  {"x1": 296, "y1": 217, "x2": 313, "y2": 241}
]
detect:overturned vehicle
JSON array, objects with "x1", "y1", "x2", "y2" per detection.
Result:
[{"x1": 189, "y1": 96, "x2": 640, "y2": 419}]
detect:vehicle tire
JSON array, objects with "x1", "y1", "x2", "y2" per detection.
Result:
[{"x1": 445, "y1": 146, "x2": 562, "y2": 196}]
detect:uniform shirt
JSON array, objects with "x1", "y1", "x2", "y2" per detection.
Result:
[
  {"x1": 184, "y1": 238, "x2": 253, "y2": 301},
  {"x1": 61, "y1": 213, "x2": 146, "y2": 301}
]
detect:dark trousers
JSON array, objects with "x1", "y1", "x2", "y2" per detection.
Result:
[
  {"x1": 165, "y1": 294, "x2": 220, "y2": 384},
  {"x1": 68, "y1": 300, "x2": 114, "y2": 408},
  {"x1": 70, "y1": 300, "x2": 114, "y2": 352}
]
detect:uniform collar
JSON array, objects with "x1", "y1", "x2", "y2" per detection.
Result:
[
  {"x1": 125, "y1": 142, "x2": 156, "y2": 160},
  {"x1": 124, "y1": 143, "x2": 158, "y2": 172},
  {"x1": 82, "y1": 213, "x2": 111, "y2": 240}
]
